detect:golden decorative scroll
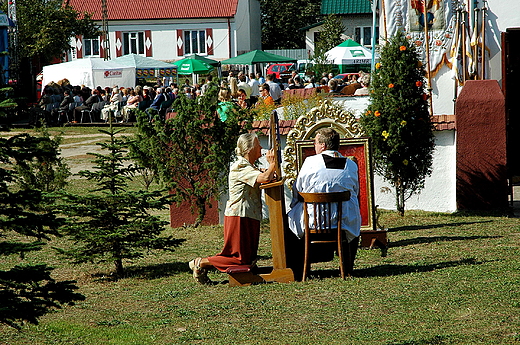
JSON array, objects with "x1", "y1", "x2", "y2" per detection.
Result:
[{"x1": 282, "y1": 98, "x2": 365, "y2": 186}]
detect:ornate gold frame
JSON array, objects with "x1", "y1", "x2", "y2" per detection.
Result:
[
  {"x1": 283, "y1": 98, "x2": 376, "y2": 231},
  {"x1": 283, "y1": 99, "x2": 365, "y2": 185}
]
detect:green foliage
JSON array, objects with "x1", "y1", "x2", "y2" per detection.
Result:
[
  {"x1": 58, "y1": 126, "x2": 185, "y2": 277},
  {"x1": 0, "y1": 131, "x2": 83, "y2": 329},
  {"x1": 260, "y1": 0, "x2": 322, "y2": 49},
  {"x1": 10, "y1": 0, "x2": 100, "y2": 64},
  {"x1": 360, "y1": 31, "x2": 435, "y2": 215},
  {"x1": 279, "y1": 93, "x2": 326, "y2": 120},
  {"x1": 312, "y1": 14, "x2": 345, "y2": 77},
  {"x1": 132, "y1": 86, "x2": 252, "y2": 227},
  {"x1": 14, "y1": 127, "x2": 70, "y2": 192}
]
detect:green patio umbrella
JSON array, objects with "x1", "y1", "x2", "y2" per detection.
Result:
[
  {"x1": 184, "y1": 54, "x2": 220, "y2": 67},
  {"x1": 173, "y1": 58, "x2": 214, "y2": 75},
  {"x1": 220, "y1": 50, "x2": 297, "y2": 65}
]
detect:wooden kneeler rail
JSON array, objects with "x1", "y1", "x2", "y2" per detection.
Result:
[{"x1": 226, "y1": 180, "x2": 295, "y2": 287}]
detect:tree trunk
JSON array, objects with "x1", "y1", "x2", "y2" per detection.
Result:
[
  {"x1": 192, "y1": 197, "x2": 207, "y2": 228},
  {"x1": 114, "y1": 258, "x2": 124, "y2": 278},
  {"x1": 396, "y1": 181, "x2": 405, "y2": 216}
]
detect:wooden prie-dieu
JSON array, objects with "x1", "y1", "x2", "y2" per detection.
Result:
[{"x1": 226, "y1": 111, "x2": 295, "y2": 286}]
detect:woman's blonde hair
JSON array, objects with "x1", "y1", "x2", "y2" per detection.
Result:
[
  {"x1": 218, "y1": 88, "x2": 231, "y2": 102},
  {"x1": 229, "y1": 77, "x2": 239, "y2": 98},
  {"x1": 235, "y1": 133, "x2": 257, "y2": 157}
]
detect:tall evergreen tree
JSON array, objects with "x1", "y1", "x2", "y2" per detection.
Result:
[
  {"x1": 133, "y1": 86, "x2": 252, "y2": 227},
  {"x1": 0, "y1": 111, "x2": 84, "y2": 328},
  {"x1": 58, "y1": 126, "x2": 184, "y2": 277},
  {"x1": 360, "y1": 31, "x2": 435, "y2": 216}
]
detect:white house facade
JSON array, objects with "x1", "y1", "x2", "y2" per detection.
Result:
[{"x1": 66, "y1": 0, "x2": 261, "y2": 62}]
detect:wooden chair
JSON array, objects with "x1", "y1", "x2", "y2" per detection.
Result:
[{"x1": 299, "y1": 191, "x2": 351, "y2": 281}]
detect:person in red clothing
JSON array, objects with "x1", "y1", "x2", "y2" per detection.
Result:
[{"x1": 189, "y1": 133, "x2": 276, "y2": 284}]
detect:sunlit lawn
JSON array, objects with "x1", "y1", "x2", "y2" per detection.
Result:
[{"x1": 1, "y1": 127, "x2": 519, "y2": 344}]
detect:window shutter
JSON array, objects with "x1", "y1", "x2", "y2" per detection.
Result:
[
  {"x1": 76, "y1": 35, "x2": 83, "y2": 59},
  {"x1": 115, "y1": 31, "x2": 123, "y2": 57},
  {"x1": 206, "y1": 28, "x2": 213, "y2": 55},
  {"x1": 145, "y1": 30, "x2": 152, "y2": 57},
  {"x1": 177, "y1": 29, "x2": 184, "y2": 57}
]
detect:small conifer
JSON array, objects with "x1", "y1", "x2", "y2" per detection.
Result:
[
  {"x1": 58, "y1": 126, "x2": 184, "y2": 277},
  {"x1": 360, "y1": 31, "x2": 435, "y2": 215}
]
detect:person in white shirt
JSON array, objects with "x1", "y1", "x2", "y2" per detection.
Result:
[
  {"x1": 287, "y1": 127, "x2": 361, "y2": 276},
  {"x1": 265, "y1": 73, "x2": 282, "y2": 103},
  {"x1": 248, "y1": 73, "x2": 260, "y2": 104}
]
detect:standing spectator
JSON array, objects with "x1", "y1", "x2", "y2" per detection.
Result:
[
  {"x1": 237, "y1": 74, "x2": 252, "y2": 100},
  {"x1": 248, "y1": 73, "x2": 260, "y2": 104},
  {"x1": 256, "y1": 72, "x2": 265, "y2": 84},
  {"x1": 256, "y1": 83, "x2": 274, "y2": 106},
  {"x1": 265, "y1": 73, "x2": 282, "y2": 104},
  {"x1": 200, "y1": 75, "x2": 215, "y2": 95}
]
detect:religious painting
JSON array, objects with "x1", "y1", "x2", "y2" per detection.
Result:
[
  {"x1": 409, "y1": 0, "x2": 446, "y2": 32},
  {"x1": 294, "y1": 137, "x2": 375, "y2": 231}
]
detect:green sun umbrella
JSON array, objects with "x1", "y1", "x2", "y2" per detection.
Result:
[{"x1": 173, "y1": 58, "x2": 214, "y2": 75}]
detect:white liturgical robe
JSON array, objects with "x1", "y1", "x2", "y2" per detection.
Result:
[{"x1": 287, "y1": 150, "x2": 361, "y2": 242}]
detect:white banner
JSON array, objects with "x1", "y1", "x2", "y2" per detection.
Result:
[
  {"x1": 104, "y1": 69, "x2": 124, "y2": 78},
  {"x1": 382, "y1": 0, "x2": 458, "y2": 75}
]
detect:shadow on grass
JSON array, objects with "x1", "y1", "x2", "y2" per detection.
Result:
[
  {"x1": 389, "y1": 235, "x2": 502, "y2": 247},
  {"x1": 388, "y1": 220, "x2": 493, "y2": 232},
  {"x1": 354, "y1": 258, "x2": 482, "y2": 278}
]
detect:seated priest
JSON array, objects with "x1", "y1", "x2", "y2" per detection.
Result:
[{"x1": 287, "y1": 127, "x2": 361, "y2": 277}]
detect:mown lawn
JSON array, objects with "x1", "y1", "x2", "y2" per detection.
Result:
[
  {"x1": 1, "y1": 209, "x2": 519, "y2": 345},
  {"x1": 1, "y1": 126, "x2": 519, "y2": 344}
]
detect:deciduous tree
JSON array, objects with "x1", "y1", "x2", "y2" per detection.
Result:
[
  {"x1": 133, "y1": 86, "x2": 252, "y2": 227},
  {"x1": 260, "y1": 0, "x2": 322, "y2": 49}
]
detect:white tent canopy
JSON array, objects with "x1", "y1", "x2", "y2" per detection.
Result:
[
  {"x1": 42, "y1": 58, "x2": 136, "y2": 89},
  {"x1": 325, "y1": 39, "x2": 374, "y2": 65}
]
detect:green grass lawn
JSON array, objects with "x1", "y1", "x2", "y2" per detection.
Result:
[
  {"x1": 1, "y1": 127, "x2": 519, "y2": 344},
  {"x1": 1, "y1": 210, "x2": 519, "y2": 345}
]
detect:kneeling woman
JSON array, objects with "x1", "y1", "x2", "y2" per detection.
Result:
[{"x1": 189, "y1": 133, "x2": 276, "y2": 284}]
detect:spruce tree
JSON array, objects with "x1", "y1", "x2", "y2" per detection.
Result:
[
  {"x1": 58, "y1": 126, "x2": 185, "y2": 277},
  {"x1": 0, "y1": 131, "x2": 84, "y2": 329},
  {"x1": 360, "y1": 30, "x2": 435, "y2": 216},
  {"x1": 133, "y1": 86, "x2": 252, "y2": 227}
]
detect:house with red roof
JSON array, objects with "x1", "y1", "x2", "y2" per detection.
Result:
[{"x1": 65, "y1": 0, "x2": 261, "y2": 62}]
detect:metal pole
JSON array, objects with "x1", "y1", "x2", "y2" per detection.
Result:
[{"x1": 371, "y1": 0, "x2": 378, "y2": 71}]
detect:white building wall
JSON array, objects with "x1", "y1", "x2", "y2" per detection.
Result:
[
  {"x1": 372, "y1": 129, "x2": 457, "y2": 212},
  {"x1": 235, "y1": 0, "x2": 262, "y2": 54},
  {"x1": 107, "y1": 20, "x2": 233, "y2": 61},
  {"x1": 403, "y1": 0, "x2": 520, "y2": 117}
]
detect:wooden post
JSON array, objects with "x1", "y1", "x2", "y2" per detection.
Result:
[{"x1": 422, "y1": 0, "x2": 434, "y2": 116}]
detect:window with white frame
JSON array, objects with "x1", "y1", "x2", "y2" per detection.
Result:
[
  {"x1": 84, "y1": 38, "x2": 100, "y2": 57},
  {"x1": 184, "y1": 30, "x2": 206, "y2": 55},
  {"x1": 355, "y1": 26, "x2": 379, "y2": 46},
  {"x1": 123, "y1": 32, "x2": 145, "y2": 55}
]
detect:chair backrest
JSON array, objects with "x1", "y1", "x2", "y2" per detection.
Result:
[{"x1": 299, "y1": 191, "x2": 351, "y2": 234}]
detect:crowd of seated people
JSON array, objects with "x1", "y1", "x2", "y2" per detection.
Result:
[{"x1": 33, "y1": 70, "x2": 370, "y2": 126}]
